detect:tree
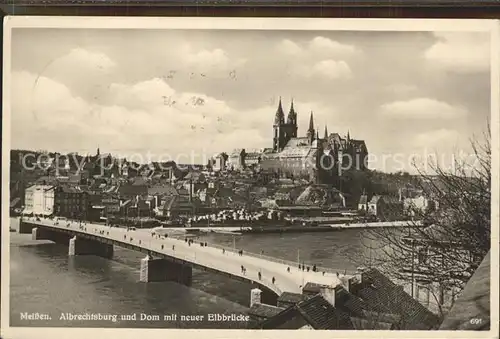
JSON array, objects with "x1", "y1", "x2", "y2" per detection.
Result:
[{"x1": 360, "y1": 129, "x2": 491, "y2": 319}]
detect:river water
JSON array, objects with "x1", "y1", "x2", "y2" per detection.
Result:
[{"x1": 9, "y1": 217, "x2": 379, "y2": 329}]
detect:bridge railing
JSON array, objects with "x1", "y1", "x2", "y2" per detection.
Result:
[
  {"x1": 26, "y1": 217, "x2": 358, "y2": 277},
  {"x1": 168, "y1": 233, "x2": 358, "y2": 276}
]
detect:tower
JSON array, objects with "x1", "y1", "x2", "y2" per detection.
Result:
[
  {"x1": 324, "y1": 125, "x2": 328, "y2": 140},
  {"x1": 287, "y1": 98, "x2": 298, "y2": 138},
  {"x1": 307, "y1": 111, "x2": 315, "y2": 145},
  {"x1": 273, "y1": 97, "x2": 286, "y2": 152}
]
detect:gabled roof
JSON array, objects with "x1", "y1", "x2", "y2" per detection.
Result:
[
  {"x1": 302, "y1": 282, "x2": 329, "y2": 295},
  {"x1": 248, "y1": 303, "x2": 284, "y2": 318},
  {"x1": 258, "y1": 294, "x2": 354, "y2": 329},
  {"x1": 354, "y1": 268, "x2": 440, "y2": 330},
  {"x1": 278, "y1": 292, "x2": 309, "y2": 305}
]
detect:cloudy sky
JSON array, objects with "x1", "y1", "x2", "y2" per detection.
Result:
[{"x1": 10, "y1": 28, "x2": 491, "y2": 173}]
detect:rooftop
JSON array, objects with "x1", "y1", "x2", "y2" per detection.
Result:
[{"x1": 248, "y1": 303, "x2": 284, "y2": 318}]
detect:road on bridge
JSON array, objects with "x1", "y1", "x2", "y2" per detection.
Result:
[{"x1": 24, "y1": 217, "x2": 346, "y2": 295}]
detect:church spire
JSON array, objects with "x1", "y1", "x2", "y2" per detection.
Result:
[
  {"x1": 347, "y1": 130, "x2": 350, "y2": 141},
  {"x1": 324, "y1": 125, "x2": 328, "y2": 140},
  {"x1": 307, "y1": 111, "x2": 315, "y2": 145},
  {"x1": 308, "y1": 111, "x2": 315, "y2": 133},
  {"x1": 274, "y1": 96, "x2": 285, "y2": 125},
  {"x1": 97, "y1": 146, "x2": 100, "y2": 156},
  {"x1": 287, "y1": 97, "x2": 297, "y2": 124}
]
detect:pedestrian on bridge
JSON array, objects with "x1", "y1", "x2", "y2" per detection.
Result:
[
  {"x1": 222, "y1": 249, "x2": 225, "y2": 254},
  {"x1": 272, "y1": 277, "x2": 275, "y2": 284},
  {"x1": 258, "y1": 271, "x2": 261, "y2": 280},
  {"x1": 298, "y1": 264, "x2": 301, "y2": 270},
  {"x1": 287, "y1": 267, "x2": 290, "y2": 273},
  {"x1": 172, "y1": 245, "x2": 175, "y2": 251}
]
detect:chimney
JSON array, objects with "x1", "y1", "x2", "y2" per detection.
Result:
[
  {"x1": 319, "y1": 285, "x2": 337, "y2": 307},
  {"x1": 250, "y1": 288, "x2": 262, "y2": 307}
]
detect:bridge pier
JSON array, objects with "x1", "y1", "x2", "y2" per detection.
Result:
[
  {"x1": 31, "y1": 227, "x2": 50, "y2": 241},
  {"x1": 68, "y1": 236, "x2": 114, "y2": 259},
  {"x1": 139, "y1": 255, "x2": 192, "y2": 285},
  {"x1": 250, "y1": 288, "x2": 262, "y2": 307},
  {"x1": 19, "y1": 220, "x2": 35, "y2": 234}
]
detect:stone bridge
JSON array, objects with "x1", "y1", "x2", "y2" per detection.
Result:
[{"x1": 18, "y1": 217, "x2": 347, "y2": 305}]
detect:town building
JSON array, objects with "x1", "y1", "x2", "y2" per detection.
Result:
[
  {"x1": 54, "y1": 185, "x2": 90, "y2": 220},
  {"x1": 363, "y1": 195, "x2": 404, "y2": 221},
  {"x1": 23, "y1": 184, "x2": 55, "y2": 216}
]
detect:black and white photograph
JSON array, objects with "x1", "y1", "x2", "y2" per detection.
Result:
[{"x1": 1, "y1": 17, "x2": 498, "y2": 337}]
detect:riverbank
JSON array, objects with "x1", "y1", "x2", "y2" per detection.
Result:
[{"x1": 159, "y1": 220, "x2": 421, "y2": 235}]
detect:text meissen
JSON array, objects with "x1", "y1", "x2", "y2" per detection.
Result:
[{"x1": 20, "y1": 312, "x2": 51, "y2": 320}]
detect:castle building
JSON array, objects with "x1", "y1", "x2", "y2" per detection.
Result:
[{"x1": 261, "y1": 98, "x2": 369, "y2": 184}]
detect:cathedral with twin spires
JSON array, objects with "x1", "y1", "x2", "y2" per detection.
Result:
[{"x1": 260, "y1": 97, "x2": 369, "y2": 184}]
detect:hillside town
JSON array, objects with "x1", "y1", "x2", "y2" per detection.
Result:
[{"x1": 10, "y1": 100, "x2": 436, "y2": 230}]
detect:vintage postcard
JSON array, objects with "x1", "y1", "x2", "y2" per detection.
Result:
[{"x1": 1, "y1": 16, "x2": 498, "y2": 339}]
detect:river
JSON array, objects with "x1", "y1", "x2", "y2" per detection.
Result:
[{"x1": 9, "y1": 217, "x2": 381, "y2": 329}]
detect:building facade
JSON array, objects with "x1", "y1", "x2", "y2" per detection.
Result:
[
  {"x1": 54, "y1": 186, "x2": 90, "y2": 219},
  {"x1": 23, "y1": 184, "x2": 55, "y2": 216}
]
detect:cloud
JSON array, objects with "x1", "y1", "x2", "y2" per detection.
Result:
[
  {"x1": 278, "y1": 39, "x2": 302, "y2": 56},
  {"x1": 278, "y1": 36, "x2": 358, "y2": 59},
  {"x1": 292, "y1": 59, "x2": 352, "y2": 80},
  {"x1": 313, "y1": 60, "x2": 352, "y2": 79},
  {"x1": 181, "y1": 46, "x2": 247, "y2": 75},
  {"x1": 277, "y1": 36, "x2": 356, "y2": 81},
  {"x1": 424, "y1": 32, "x2": 490, "y2": 73},
  {"x1": 10, "y1": 71, "x2": 274, "y2": 160},
  {"x1": 309, "y1": 36, "x2": 358, "y2": 57},
  {"x1": 413, "y1": 129, "x2": 460, "y2": 148},
  {"x1": 380, "y1": 98, "x2": 467, "y2": 120},
  {"x1": 10, "y1": 29, "x2": 489, "y2": 174}
]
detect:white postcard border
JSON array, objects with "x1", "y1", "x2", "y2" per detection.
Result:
[{"x1": 2, "y1": 15, "x2": 499, "y2": 339}]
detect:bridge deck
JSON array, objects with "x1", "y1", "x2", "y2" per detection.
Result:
[{"x1": 23, "y1": 218, "x2": 346, "y2": 295}]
